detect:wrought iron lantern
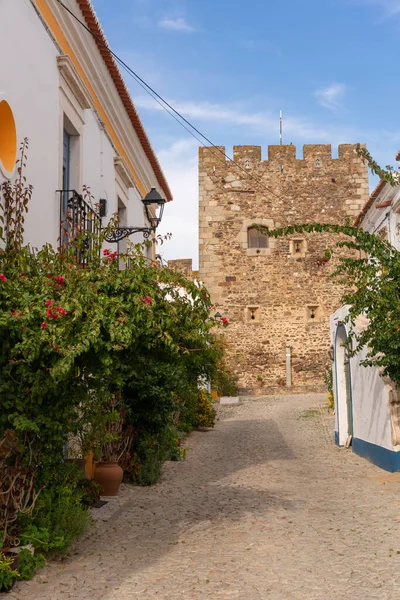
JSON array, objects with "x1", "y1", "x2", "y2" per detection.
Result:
[
  {"x1": 142, "y1": 188, "x2": 165, "y2": 229},
  {"x1": 104, "y1": 188, "x2": 166, "y2": 243}
]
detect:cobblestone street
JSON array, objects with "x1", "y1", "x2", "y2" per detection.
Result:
[{"x1": 10, "y1": 394, "x2": 400, "y2": 599}]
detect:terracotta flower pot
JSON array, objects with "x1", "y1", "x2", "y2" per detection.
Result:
[{"x1": 94, "y1": 462, "x2": 123, "y2": 496}]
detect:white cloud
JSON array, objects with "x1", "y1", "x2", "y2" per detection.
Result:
[
  {"x1": 134, "y1": 96, "x2": 354, "y2": 143},
  {"x1": 353, "y1": 0, "x2": 400, "y2": 17},
  {"x1": 148, "y1": 101, "x2": 399, "y2": 270},
  {"x1": 156, "y1": 138, "x2": 199, "y2": 268},
  {"x1": 315, "y1": 83, "x2": 346, "y2": 111},
  {"x1": 158, "y1": 17, "x2": 195, "y2": 32}
]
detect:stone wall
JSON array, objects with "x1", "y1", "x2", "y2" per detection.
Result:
[
  {"x1": 168, "y1": 258, "x2": 199, "y2": 280},
  {"x1": 198, "y1": 144, "x2": 369, "y2": 393}
]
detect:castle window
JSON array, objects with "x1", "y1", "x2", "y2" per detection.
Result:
[
  {"x1": 307, "y1": 305, "x2": 320, "y2": 321},
  {"x1": 290, "y1": 238, "x2": 306, "y2": 256},
  {"x1": 245, "y1": 306, "x2": 260, "y2": 323},
  {"x1": 247, "y1": 227, "x2": 268, "y2": 249},
  {"x1": 315, "y1": 159, "x2": 321, "y2": 168},
  {"x1": 245, "y1": 160, "x2": 250, "y2": 169}
]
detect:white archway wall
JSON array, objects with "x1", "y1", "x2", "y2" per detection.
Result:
[
  {"x1": 335, "y1": 326, "x2": 350, "y2": 446},
  {"x1": 331, "y1": 306, "x2": 395, "y2": 451}
]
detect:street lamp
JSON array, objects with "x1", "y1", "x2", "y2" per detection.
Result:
[
  {"x1": 103, "y1": 188, "x2": 166, "y2": 243},
  {"x1": 142, "y1": 187, "x2": 165, "y2": 229}
]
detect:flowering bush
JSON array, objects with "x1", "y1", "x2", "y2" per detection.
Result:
[
  {"x1": 0, "y1": 245, "x2": 219, "y2": 457},
  {"x1": 196, "y1": 389, "x2": 216, "y2": 428},
  {"x1": 0, "y1": 144, "x2": 222, "y2": 556}
]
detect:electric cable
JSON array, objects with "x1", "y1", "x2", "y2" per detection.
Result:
[{"x1": 54, "y1": 0, "x2": 280, "y2": 200}]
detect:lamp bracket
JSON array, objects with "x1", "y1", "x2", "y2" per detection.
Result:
[{"x1": 104, "y1": 227, "x2": 153, "y2": 243}]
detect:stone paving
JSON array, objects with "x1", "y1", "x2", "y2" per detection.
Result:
[{"x1": 10, "y1": 394, "x2": 400, "y2": 599}]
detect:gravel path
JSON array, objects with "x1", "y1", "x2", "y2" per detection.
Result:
[{"x1": 10, "y1": 394, "x2": 400, "y2": 599}]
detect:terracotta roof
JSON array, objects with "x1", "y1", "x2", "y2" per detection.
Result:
[
  {"x1": 76, "y1": 0, "x2": 173, "y2": 201},
  {"x1": 354, "y1": 179, "x2": 386, "y2": 227}
]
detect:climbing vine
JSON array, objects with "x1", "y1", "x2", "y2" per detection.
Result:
[
  {"x1": 255, "y1": 220, "x2": 400, "y2": 386},
  {"x1": 254, "y1": 149, "x2": 400, "y2": 386}
]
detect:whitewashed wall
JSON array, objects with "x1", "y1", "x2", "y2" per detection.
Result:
[
  {"x1": 361, "y1": 183, "x2": 400, "y2": 250},
  {"x1": 0, "y1": 0, "x2": 60, "y2": 249},
  {"x1": 330, "y1": 305, "x2": 393, "y2": 451},
  {"x1": 0, "y1": 0, "x2": 162, "y2": 256}
]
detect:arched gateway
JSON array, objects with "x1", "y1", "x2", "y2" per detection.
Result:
[{"x1": 334, "y1": 323, "x2": 353, "y2": 447}]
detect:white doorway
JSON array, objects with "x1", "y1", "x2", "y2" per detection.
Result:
[{"x1": 335, "y1": 324, "x2": 353, "y2": 447}]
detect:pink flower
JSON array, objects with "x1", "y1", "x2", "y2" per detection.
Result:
[
  {"x1": 55, "y1": 276, "x2": 65, "y2": 285},
  {"x1": 103, "y1": 249, "x2": 111, "y2": 256},
  {"x1": 10, "y1": 310, "x2": 16, "y2": 317},
  {"x1": 139, "y1": 296, "x2": 152, "y2": 305},
  {"x1": 221, "y1": 317, "x2": 229, "y2": 326},
  {"x1": 0, "y1": 274, "x2": 7, "y2": 282},
  {"x1": 41, "y1": 322, "x2": 48, "y2": 329},
  {"x1": 56, "y1": 307, "x2": 67, "y2": 316},
  {"x1": 45, "y1": 299, "x2": 53, "y2": 307},
  {"x1": 18, "y1": 273, "x2": 23, "y2": 278}
]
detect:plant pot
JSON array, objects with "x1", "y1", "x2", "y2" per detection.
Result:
[
  {"x1": 84, "y1": 451, "x2": 96, "y2": 479},
  {"x1": 64, "y1": 458, "x2": 90, "y2": 479},
  {"x1": 94, "y1": 462, "x2": 123, "y2": 496}
]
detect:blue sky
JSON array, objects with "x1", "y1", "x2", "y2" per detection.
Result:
[{"x1": 92, "y1": 0, "x2": 400, "y2": 267}]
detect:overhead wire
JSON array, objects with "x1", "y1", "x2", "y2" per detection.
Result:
[{"x1": 54, "y1": 0, "x2": 280, "y2": 200}]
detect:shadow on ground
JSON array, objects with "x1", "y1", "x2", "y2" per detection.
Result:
[{"x1": 12, "y1": 407, "x2": 313, "y2": 598}]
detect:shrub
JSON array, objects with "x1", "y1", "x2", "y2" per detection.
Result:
[
  {"x1": 29, "y1": 488, "x2": 90, "y2": 553},
  {"x1": 178, "y1": 389, "x2": 201, "y2": 433},
  {"x1": 0, "y1": 552, "x2": 19, "y2": 592},
  {"x1": 212, "y1": 362, "x2": 238, "y2": 397},
  {"x1": 17, "y1": 549, "x2": 45, "y2": 581},
  {"x1": 325, "y1": 365, "x2": 333, "y2": 395},
  {"x1": 127, "y1": 431, "x2": 169, "y2": 486},
  {"x1": 178, "y1": 388, "x2": 216, "y2": 431},
  {"x1": 20, "y1": 525, "x2": 64, "y2": 553},
  {"x1": 325, "y1": 366, "x2": 334, "y2": 409},
  {"x1": 0, "y1": 146, "x2": 223, "y2": 564},
  {"x1": 196, "y1": 390, "x2": 216, "y2": 428},
  {"x1": 19, "y1": 462, "x2": 92, "y2": 554}
]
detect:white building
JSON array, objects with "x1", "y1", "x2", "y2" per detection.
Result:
[
  {"x1": 0, "y1": 0, "x2": 172, "y2": 256},
  {"x1": 331, "y1": 165, "x2": 400, "y2": 471}
]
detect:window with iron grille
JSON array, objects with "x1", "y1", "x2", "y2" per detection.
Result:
[{"x1": 58, "y1": 190, "x2": 101, "y2": 267}]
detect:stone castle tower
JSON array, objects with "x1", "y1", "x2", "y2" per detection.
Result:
[{"x1": 198, "y1": 144, "x2": 369, "y2": 393}]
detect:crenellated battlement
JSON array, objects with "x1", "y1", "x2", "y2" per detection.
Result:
[
  {"x1": 199, "y1": 143, "x2": 364, "y2": 168},
  {"x1": 198, "y1": 139, "x2": 370, "y2": 393}
]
